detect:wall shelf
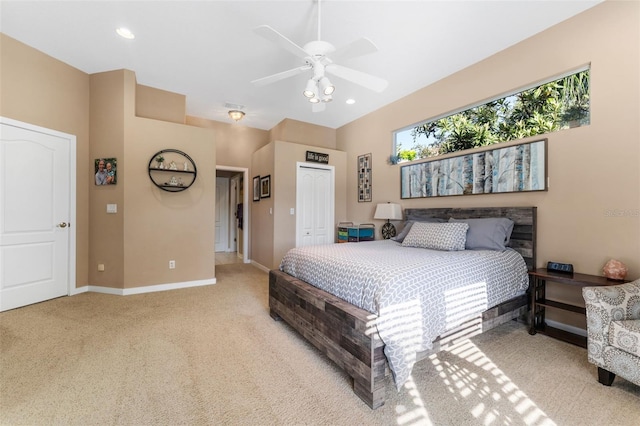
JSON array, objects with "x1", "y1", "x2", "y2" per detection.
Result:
[{"x1": 148, "y1": 149, "x2": 197, "y2": 192}]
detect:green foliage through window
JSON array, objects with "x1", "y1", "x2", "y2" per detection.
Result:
[{"x1": 393, "y1": 69, "x2": 590, "y2": 163}]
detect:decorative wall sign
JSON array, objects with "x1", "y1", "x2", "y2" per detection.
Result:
[
  {"x1": 95, "y1": 157, "x2": 117, "y2": 185},
  {"x1": 401, "y1": 139, "x2": 547, "y2": 199},
  {"x1": 260, "y1": 175, "x2": 271, "y2": 199},
  {"x1": 306, "y1": 150, "x2": 329, "y2": 164},
  {"x1": 358, "y1": 153, "x2": 372, "y2": 202},
  {"x1": 253, "y1": 176, "x2": 260, "y2": 201}
]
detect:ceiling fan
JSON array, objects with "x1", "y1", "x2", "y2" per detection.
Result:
[{"x1": 251, "y1": 0, "x2": 388, "y2": 112}]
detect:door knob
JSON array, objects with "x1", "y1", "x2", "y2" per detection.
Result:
[{"x1": 57, "y1": 222, "x2": 68, "y2": 228}]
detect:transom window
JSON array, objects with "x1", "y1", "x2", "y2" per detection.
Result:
[{"x1": 392, "y1": 68, "x2": 590, "y2": 164}]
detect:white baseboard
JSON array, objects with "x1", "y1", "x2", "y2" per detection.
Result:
[
  {"x1": 250, "y1": 260, "x2": 270, "y2": 273},
  {"x1": 71, "y1": 278, "x2": 216, "y2": 296}
]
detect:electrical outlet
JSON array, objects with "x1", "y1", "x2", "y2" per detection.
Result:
[
  {"x1": 98, "y1": 264, "x2": 105, "y2": 272},
  {"x1": 169, "y1": 260, "x2": 175, "y2": 269}
]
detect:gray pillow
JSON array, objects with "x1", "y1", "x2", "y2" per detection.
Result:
[
  {"x1": 448, "y1": 217, "x2": 514, "y2": 251},
  {"x1": 391, "y1": 217, "x2": 444, "y2": 243},
  {"x1": 402, "y1": 222, "x2": 469, "y2": 251}
]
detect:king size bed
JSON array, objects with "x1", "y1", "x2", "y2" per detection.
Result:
[{"x1": 269, "y1": 207, "x2": 536, "y2": 409}]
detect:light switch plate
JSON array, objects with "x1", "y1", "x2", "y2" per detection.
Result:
[{"x1": 106, "y1": 204, "x2": 117, "y2": 213}]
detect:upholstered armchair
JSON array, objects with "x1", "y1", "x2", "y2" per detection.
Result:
[{"x1": 582, "y1": 278, "x2": 640, "y2": 386}]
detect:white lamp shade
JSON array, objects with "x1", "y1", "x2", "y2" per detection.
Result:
[{"x1": 374, "y1": 203, "x2": 403, "y2": 220}]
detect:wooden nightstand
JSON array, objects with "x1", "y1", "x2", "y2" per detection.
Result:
[{"x1": 528, "y1": 268, "x2": 626, "y2": 348}]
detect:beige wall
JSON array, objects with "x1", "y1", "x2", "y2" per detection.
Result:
[
  {"x1": 272, "y1": 141, "x2": 347, "y2": 268},
  {"x1": 89, "y1": 71, "x2": 126, "y2": 287},
  {"x1": 270, "y1": 118, "x2": 337, "y2": 149},
  {"x1": 136, "y1": 84, "x2": 186, "y2": 124},
  {"x1": 124, "y1": 116, "x2": 216, "y2": 287},
  {"x1": 0, "y1": 34, "x2": 90, "y2": 289},
  {"x1": 337, "y1": 0, "x2": 640, "y2": 278},
  {"x1": 251, "y1": 142, "x2": 275, "y2": 267},
  {"x1": 185, "y1": 115, "x2": 269, "y2": 168}
]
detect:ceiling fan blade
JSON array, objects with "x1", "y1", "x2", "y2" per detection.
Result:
[
  {"x1": 254, "y1": 25, "x2": 308, "y2": 59},
  {"x1": 312, "y1": 102, "x2": 326, "y2": 113},
  {"x1": 325, "y1": 64, "x2": 388, "y2": 93},
  {"x1": 331, "y1": 37, "x2": 379, "y2": 63},
  {"x1": 251, "y1": 64, "x2": 311, "y2": 87}
]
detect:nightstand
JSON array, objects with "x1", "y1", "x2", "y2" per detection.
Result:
[{"x1": 528, "y1": 268, "x2": 626, "y2": 347}]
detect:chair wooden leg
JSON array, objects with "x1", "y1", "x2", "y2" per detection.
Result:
[{"x1": 597, "y1": 367, "x2": 615, "y2": 386}]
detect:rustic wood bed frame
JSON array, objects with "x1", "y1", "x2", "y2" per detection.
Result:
[{"x1": 269, "y1": 206, "x2": 536, "y2": 409}]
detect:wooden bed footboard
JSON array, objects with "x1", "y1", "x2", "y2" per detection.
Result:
[
  {"x1": 269, "y1": 268, "x2": 528, "y2": 409},
  {"x1": 269, "y1": 269, "x2": 388, "y2": 408}
]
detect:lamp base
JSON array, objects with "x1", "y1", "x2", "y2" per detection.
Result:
[{"x1": 381, "y1": 222, "x2": 396, "y2": 239}]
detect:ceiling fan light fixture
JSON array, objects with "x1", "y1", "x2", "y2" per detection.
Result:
[
  {"x1": 319, "y1": 76, "x2": 334, "y2": 95},
  {"x1": 303, "y1": 79, "x2": 317, "y2": 98},
  {"x1": 322, "y1": 95, "x2": 333, "y2": 103},
  {"x1": 309, "y1": 97, "x2": 320, "y2": 104},
  {"x1": 228, "y1": 110, "x2": 245, "y2": 122}
]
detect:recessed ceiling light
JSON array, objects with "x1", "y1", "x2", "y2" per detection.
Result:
[
  {"x1": 346, "y1": 99, "x2": 356, "y2": 105},
  {"x1": 116, "y1": 27, "x2": 135, "y2": 40}
]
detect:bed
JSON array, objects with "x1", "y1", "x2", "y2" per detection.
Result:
[{"x1": 269, "y1": 207, "x2": 536, "y2": 409}]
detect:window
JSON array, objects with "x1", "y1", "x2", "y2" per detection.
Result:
[{"x1": 392, "y1": 68, "x2": 590, "y2": 164}]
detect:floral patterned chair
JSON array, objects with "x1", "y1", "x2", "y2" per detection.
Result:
[{"x1": 582, "y1": 278, "x2": 640, "y2": 386}]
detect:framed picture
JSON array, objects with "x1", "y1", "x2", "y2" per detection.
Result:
[
  {"x1": 95, "y1": 157, "x2": 117, "y2": 185},
  {"x1": 253, "y1": 175, "x2": 260, "y2": 202},
  {"x1": 260, "y1": 175, "x2": 271, "y2": 199},
  {"x1": 357, "y1": 153, "x2": 372, "y2": 202},
  {"x1": 401, "y1": 139, "x2": 547, "y2": 198}
]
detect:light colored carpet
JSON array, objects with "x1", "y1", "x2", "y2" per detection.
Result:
[{"x1": 1, "y1": 263, "x2": 638, "y2": 426}]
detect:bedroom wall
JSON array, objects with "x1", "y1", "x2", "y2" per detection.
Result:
[
  {"x1": 336, "y1": 0, "x2": 640, "y2": 279},
  {"x1": 88, "y1": 69, "x2": 217, "y2": 288},
  {"x1": 272, "y1": 141, "x2": 347, "y2": 269},
  {"x1": 0, "y1": 33, "x2": 91, "y2": 289},
  {"x1": 269, "y1": 118, "x2": 337, "y2": 149}
]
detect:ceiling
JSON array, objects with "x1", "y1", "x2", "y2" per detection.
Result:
[{"x1": 0, "y1": 0, "x2": 603, "y2": 131}]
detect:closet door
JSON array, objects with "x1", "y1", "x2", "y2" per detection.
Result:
[{"x1": 296, "y1": 163, "x2": 334, "y2": 247}]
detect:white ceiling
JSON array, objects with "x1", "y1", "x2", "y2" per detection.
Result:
[{"x1": 0, "y1": 0, "x2": 603, "y2": 131}]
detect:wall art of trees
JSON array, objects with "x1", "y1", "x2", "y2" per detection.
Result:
[{"x1": 400, "y1": 140, "x2": 546, "y2": 199}]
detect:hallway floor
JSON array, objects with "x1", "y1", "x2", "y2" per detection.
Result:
[{"x1": 215, "y1": 252, "x2": 243, "y2": 265}]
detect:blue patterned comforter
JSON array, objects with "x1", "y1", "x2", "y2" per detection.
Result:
[{"x1": 279, "y1": 240, "x2": 529, "y2": 389}]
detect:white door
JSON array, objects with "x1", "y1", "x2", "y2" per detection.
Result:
[
  {"x1": 215, "y1": 177, "x2": 229, "y2": 252},
  {"x1": 0, "y1": 119, "x2": 74, "y2": 312},
  {"x1": 296, "y1": 163, "x2": 334, "y2": 247}
]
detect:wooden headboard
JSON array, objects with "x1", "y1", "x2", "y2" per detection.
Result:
[{"x1": 404, "y1": 206, "x2": 537, "y2": 271}]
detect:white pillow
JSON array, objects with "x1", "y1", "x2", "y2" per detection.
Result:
[{"x1": 401, "y1": 222, "x2": 469, "y2": 251}]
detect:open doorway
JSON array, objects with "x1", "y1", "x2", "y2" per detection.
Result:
[{"x1": 215, "y1": 166, "x2": 249, "y2": 265}]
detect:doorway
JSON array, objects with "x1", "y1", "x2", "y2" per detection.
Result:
[
  {"x1": 215, "y1": 166, "x2": 249, "y2": 264},
  {"x1": 0, "y1": 117, "x2": 76, "y2": 311}
]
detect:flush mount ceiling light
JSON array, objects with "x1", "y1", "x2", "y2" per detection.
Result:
[
  {"x1": 228, "y1": 110, "x2": 245, "y2": 122},
  {"x1": 116, "y1": 27, "x2": 135, "y2": 39}
]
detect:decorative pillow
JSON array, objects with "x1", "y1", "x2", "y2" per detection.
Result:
[
  {"x1": 448, "y1": 217, "x2": 514, "y2": 251},
  {"x1": 391, "y1": 217, "x2": 444, "y2": 243},
  {"x1": 401, "y1": 222, "x2": 468, "y2": 251}
]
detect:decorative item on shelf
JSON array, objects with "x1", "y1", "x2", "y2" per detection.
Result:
[
  {"x1": 169, "y1": 161, "x2": 178, "y2": 170},
  {"x1": 168, "y1": 176, "x2": 178, "y2": 186},
  {"x1": 183, "y1": 161, "x2": 189, "y2": 171},
  {"x1": 155, "y1": 155, "x2": 164, "y2": 169},
  {"x1": 374, "y1": 202, "x2": 402, "y2": 239},
  {"x1": 603, "y1": 259, "x2": 628, "y2": 281}
]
